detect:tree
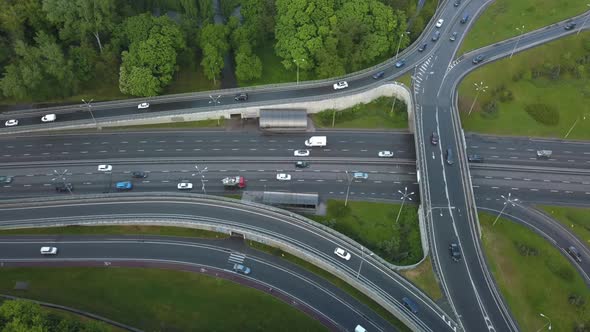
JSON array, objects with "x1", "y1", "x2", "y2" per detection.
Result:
[
  {"x1": 235, "y1": 45, "x2": 262, "y2": 81},
  {"x1": 199, "y1": 24, "x2": 229, "y2": 83},
  {"x1": 42, "y1": 0, "x2": 117, "y2": 53},
  {"x1": 0, "y1": 299, "x2": 46, "y2": 331}
]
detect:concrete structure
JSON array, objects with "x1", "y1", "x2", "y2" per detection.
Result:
[{"x1": 259, "y1": 109, "x2": 308, "y2": 130}]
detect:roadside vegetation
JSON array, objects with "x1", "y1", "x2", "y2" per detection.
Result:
[
  {"x1": 104, "y1": 118, "x2": 225, "y2": 130},
  {"x1": 0, "y1": 267, "x2": 326, "y2": 332},
  {"x1": 479, "y1": 212, "x2": 590, "y2": 331},
  {"x1": 0, "y1": 299, "x2": 113, "y2": 331},
  {"x1": 248, "y1": 241, "x2": 411, "y2": 332},
  {"x1": 308, "y1": 200, "x2": 423, "y2": 266},
  {"x1": 539, "y1": 205, "x2": 590, "y2": 246},
  {"x1": 399, "y1": 257, "x2": 443, "y2": 301},
  {"x1": 311, "y1": 97, "x2": 408, "y2": 129},
  {"x1": 459, "y1": 0, "x2": 588, "y2": 54},
  {"x1": 0, "y1": 225, "x2": 227, "y2": 238},
  {"x1": 459, "y1": 32, "x2": 590, "y2": 139}
]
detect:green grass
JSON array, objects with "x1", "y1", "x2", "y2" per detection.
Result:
[
  {"x1": 458, "y1": 32, "x2": 590, "y2": 139},
  {"x1": 539, "y1": 205, "x2": 590, "y2": 246},
  {"x1": 308, "y1": 200, "x2": 422, "y2": 265},
  {"x1": 311, "y1": 97, "x2": 408, "y2": 129},
  {"x1": 479, "y1": 212, "x2": 590, "y2": 331},
  {"x1": 248, "y1": 241, "x2": 411, "y2": 332},
  {"x1": 42, "y1": 306, "x2": 124, "y2": 332},
  {"x1": 396, "y1": 73, "x2": 412, "y2": 87},
  {"x1": 0, "y1": 225, "x2": 228, "y2": 238},
  {"x1": 399, "y1": 257, "x2": 443, "y2": 301},
  {"x1": 103, "y1": 118, "x2": 226, "y2": 130},
  {"x1": 0, "y1": 268, "x2": 326, "y2": 332},
  {"x1": 459, "y1": 0, "x2": 589, "y2": 54},
  {"x1": 238, "y1": 42, "x2": 300, "y2": 87},
  {"x1": 165, "y1": 49, "x2": 219, "y2": 93}
]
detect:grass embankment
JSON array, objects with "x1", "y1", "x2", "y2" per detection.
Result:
[
  {"x1": 480, "y1": 212, "x2": 590, "y2": 331},
  {"x1": 459, "y1": 0, "x2": 588, "y2": 54},
  {"x1": 458, "y1": 32, "x2": 590, "y2": 139},
  {"x1": 309, "y1": 200, "x2": 422, "y2": 265},
  {"x1": 0, "y1": 268, "x2": 325, "y2": 332},
  {"x1": 248, "y1": 241, "x2": 411, "y2": 332},
  {"x1": 539, "y1": 205, "x2": 590, "y2": 246},
  {"x1": 104, "y1": 118, "x2": 226, "y2": 130},
  {"x1": 311, "y1": 97, "x2": 408, "y2": 129},
  {"x1": 0, "y1": 225, "x2": 227, "y2": 238},
  {"x1": 42, "y1": 306, "x2": 124, "y2": 331},
  {"x1": 399, "y1": 257, "x2": 442, "y2": 301}
]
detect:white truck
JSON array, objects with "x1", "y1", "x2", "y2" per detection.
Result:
[{"x1": 304, "y1": 136, "x2": 327, "y2": 147}]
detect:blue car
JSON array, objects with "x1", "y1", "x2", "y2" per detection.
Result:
[
  {"x1": 372, "y1": 71, "x2": 385, "y2": 79},
  {"x1": 395, "y1": 59, "x2": 406, "y2": 68},
  {"x1": 115, "y1": 181, "x2": 133, "y2": 191}
]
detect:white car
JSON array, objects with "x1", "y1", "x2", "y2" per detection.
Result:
[
  {"x1": 294, "y1": 149, "x2": 310, "y2": 157},
  {"x1": 435, "y1": 19, "x2": 444, "y2": 28},
  {"x1": 98, "y1": 164, "x2": 112, "y2": 172},
  {"x1": 41, "y1": 114, "x2": 56, "y2": 122},
  {"x1": 276, "y1": 173, "x2": 291, "y2": 181},
  {"x1": 378, "y1": 151, "x2": 394, "y2": 158},
  {"x1": 333, "y1": 81, "x2": 349, "y2": 90},
  {"x1": 137, "y1": 102, "x2": 150, "y2": 109},
  {"x1": 40, "y1": 246, "x2": 58, "y2": 255},
  {"x1": 177, "y1": 182, "x2": 193, "y2": 190},
  {"x1": 4, "y1": 119, "x2": 18, "y2": 127},
  {"x1": 334, "y1": 247, "x2": 351, "y2": 261}
]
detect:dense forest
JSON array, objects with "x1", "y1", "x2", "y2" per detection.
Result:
[{"x1": 0, "y1": 0, "x2": 429, "y2": 104}]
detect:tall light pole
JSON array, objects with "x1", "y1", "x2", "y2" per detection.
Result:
[
  {"x1": 577, "y1": 4, "x2": 590, "y2": 35},
  {"x1": 193, "y1": 165, "x2": 208, "y2": 194},
  {"x1": 467, "y1": 81, "x2": 488, "y2": 116},
  {"x1": 52, "y1": 169, "x2": 73, "y2": 195},
  {"x1": 344, "y1": 171, "x2": 353, "y2": 207},
  {"x1": 510, "y1": 25, "x2": 525, "y2": 58},
  {"x1": 293, "y1": 58, "x2": 306, "y2": 85},
  {"x1": 81, "y1": 98, "x2": 97, "y2": 129},
  {"x1": 564, "y1": 113, "x2": 588, "y2": 138},
  {"x1": 394, "y1": 187, "x2": 415, "y2": 224},
  {"x1": 537, "y1": 313, "x2": 552, "y2": 331},
  {"x1": 395, "y1": 31, "x2": 410, "y2": 60},
  {"x1": 356, "y1": 246, "x2": 374, "y2": 279},
  {"x1": 492, "y1": 193, "x2": 519, "y2": 226}
]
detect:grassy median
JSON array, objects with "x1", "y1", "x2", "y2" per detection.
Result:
[
  {"x1": 0, "y1": 268, "x2": 326, "y2": 332},
  {"x1": 459, "y1": 0, "x2": 588, "y2": 54},
  {"x1": 539, "y1": 205, "x2": 590, "y2": 246},
  {"x1": 480, "y1": 212, "x2": 590, "y2": 331},
  {"x1": 311, "y1": 97, "x2": 408, "y2": 129}
]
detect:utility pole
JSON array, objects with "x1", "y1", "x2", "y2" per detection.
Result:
[
  {"x1": 344, "y1": 171, "x2": 353, "y2": 207},
  {"x1": 510, "y1": 25, "x2": 525, "y2": 58},
  {"x1": 193, "y1": 165, "x2": 208, "y2": 194},
  {"x1": 293, "y1": 59, "x2": 306, "y2": 85},
  {"x1": 395, "y1": 187, "x2": 415, "y2": 224},
  {"x1": 82, "y1": 98, "x2": 98, "y2": 129},
  {"x1": 492, "y1": 193, "x2": 519, "y2": 226},
  {"x1": 467, "y1": 81, "x2": 488, "y2": 115},
  {"x1": 51, "y1": 169, "x2": 73, "y2": 195}
]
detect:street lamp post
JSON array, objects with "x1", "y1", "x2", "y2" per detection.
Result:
[
  {"x1": 394, "y1": 187, "x2": 415, "y2": 224},
  {"x1": 344, "y1": 171, "x2": 353, "y2": 207},
  {"x1": 510, "y1": 25, "x2": 525, "y2": 59},
  {"x1": 564, "y1": 113, "x2": 588, "y2": 138},
  {"x1": 467, "y1": 81, "x2": 488, "y2": 116},
  {"x1": 395, "y1": 31, "x2": 410, "y2": 60},
  {"x1": 293, "y1": 59, "x2": 306, "y2": 85},
  {"x1": 81, "y1": 98, "x2": 97, "y2": 129},
  {"x1": 52, "y1": 169, "x2": 73, "y2": 195},
  {"x1": 193, "y1": 165, "x2": 208, "y2": 195},
  {"x1": 537, "y1": 313, "x2": 552, "y2": 331},
  {"x1": 356, "y1": 246, "x2": 374, "y2": 279},
  {"x1": 577, "y1": 4, "x2": 590, "y2": 35},
  {"x1": 492, "y1": 193, "x2": 519, "y2": 226}
]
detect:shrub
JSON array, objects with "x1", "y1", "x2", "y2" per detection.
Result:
[
  {"x1": 480, "y1": 99, "x2": 499, "y2": 119},
  {"x1": 514, "y1": 241, "x2": 539, "y2": 256},
  {"x1": 524, "y1": 103, "x2": 560, "y2": 126}
]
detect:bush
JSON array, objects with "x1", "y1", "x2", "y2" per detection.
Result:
[
  {"x1": 545, "y1": 259, "x2": 574, "y2": 282},
  {"x1": 514, "y1": 241, "x2": 539, "y2": 256},
  {"x1": 524, "y1": 103, "x2": 560, "y2": 126},
  {"x1": 480, "y1": 99, "x2": 499, "y2": 119}
]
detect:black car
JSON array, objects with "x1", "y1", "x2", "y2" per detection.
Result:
[
  {"x1": 55, "y1": 183, "x2": 73, "y2": 192},
  {"x1": 234, "y1": 93, "x2": 248, "y2": 101},
  {"x1": 472, "y1": 54, "x2": 485, "y2": 64},
  {"x1": 132, "y1": 171, "x2": 148, "y2": 178},
  {"x1": 454, "y1": 0, "x2": 461, "y2": 7},
  {"x1": 432, "y1": 31, "x2": 440, "y2": 41},
  {"x1": 468, "y1": 154, "x2": 484, "y2": 163},
  {"x1": 567, "y1": 246, "x2": 582, "y2": 262},
  {"x1": 418, "y1": 43, "x2": 427, "y2": 52},
  {"x1": 295, "y1": 161, "x2": 310, "y2": 168},
  {"x1": 430, "y1": 132, "x2": 439, "y2": 145},
  {"x1": 449, "y1": 243, "x2": 462, "y2": 261},
  {"x1": 564, "y1": 22, "x2": 576, "y2": 30},
  {"x1": 460, "y1": 15, "x2": 469, "y2": 24},
  {"x1": 446, "y1": 148, "x2": 454, "y2": 165},
  {"x1": 372, "y1": 71, "x2": 385, "y2": 79}
]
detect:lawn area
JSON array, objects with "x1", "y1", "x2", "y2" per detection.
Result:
[
  {"x1": 42, "y1": 306, "x2": 123, "y2": 331},
  {"x1": 399, "y1": 257, "x2": 443, "y2": 301},
  {"x1": 248, "y1": 241, "x2": 411, "y2": 332},
  {"x1": 479, "y1": 212, "x2": 590, "y2": 331},
  {"x1": 459, "y1": 0, "x2": 589, "y2": 54},
  {"x1": 0, "y1": 225, "x2": 227, "y2": 238},
  {"x1": 104, "y1": 118, "x2": 225, "y2": 130},
  {"x1": 396, "y1": 73, "x2": 412, "y2": 87},
  {"x1": 458, "y1": 32, "x2": 590, "y2": 139},
  {"x1": 308, "y1": 200, "x2": 422, "y2": 265},
  {"x1": 0, "y1": 268, "x2": 326, "y2": 332},
  {"x1": 539, "y1": 205, "x2": 590, "y2": 246},
  {"x1": 311, "y1": 97, "x2": 408, "y2": 129}
]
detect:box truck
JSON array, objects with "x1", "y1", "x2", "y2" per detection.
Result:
[{"x1": 304, "y1": 136, "x2": 327, "y2": 147}]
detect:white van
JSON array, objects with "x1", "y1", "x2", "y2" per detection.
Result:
[
  {"x1": 304, "y1": 136, "x2": 327, "y2": 147},
  {"x1": 355, "y1": 325, "x2": 367, "y2": 332},
  {"x1": 41, "y1": 114, "x2": 56, "y2": 122}
]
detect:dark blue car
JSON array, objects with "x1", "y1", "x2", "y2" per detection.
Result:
[{"x1": 372, "y1": 71, "x2": 385, "y2": 79}]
